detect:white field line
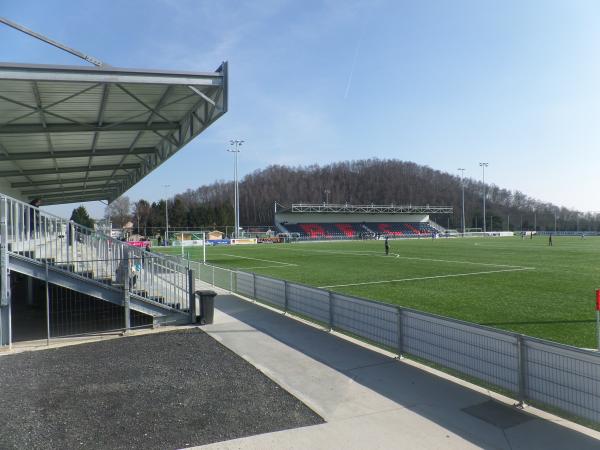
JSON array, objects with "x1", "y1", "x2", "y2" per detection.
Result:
[
  {"x1": 319, "y1": 267, "x2": 535, "y2": 289},
  {"x1": 221, "y1": 253, "x2": 297, "y2": 267},
  {"x1": 243, "y1": 264, "x2": 298, "y2": 270},
  {"x1": 275, "y1": 247, "x2": 529, "y2": 269}
]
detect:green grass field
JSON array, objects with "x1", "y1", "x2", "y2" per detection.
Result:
[{"x1": 158, "y1": 236, "x2": 600, "y2": 348}]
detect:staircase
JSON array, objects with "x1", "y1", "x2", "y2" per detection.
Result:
[
  {"x1": 428, "y1": 219, "x2": 446, "y2": 234},
  {"x1": 1, "y1": 194, "x2": 192, "y2": 345}
]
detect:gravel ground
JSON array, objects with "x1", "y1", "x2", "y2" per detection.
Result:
[{"x1": 0, "y1": 329, "x2": 323, "y2": 450}]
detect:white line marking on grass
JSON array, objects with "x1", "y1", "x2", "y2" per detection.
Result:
[
  {"x1": 276, "y1": 247, "x2": 527, "y2": 269},
  {"x1": 243, "y1": 265, "x2": 298, "y2": 270},
  {"x1": 221, "y1": 254, "x2": 297, "y2": 267},
  {"x1": 318, "y1": 267, "x2": 535, "y2": 289}
]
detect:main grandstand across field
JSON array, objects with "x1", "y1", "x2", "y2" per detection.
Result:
[{"x1": 274, "y1": 202, "x2": 451, "y2": 240}]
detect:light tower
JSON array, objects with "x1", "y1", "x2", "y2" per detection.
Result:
[
  {"x1": 479, "y1": 162, "x2": 489, "y2": 233},
  {"x1": 228, "y1": 140, "x2": 244, "y2": 238},
  {"x1": 162, "y1": 184, "x2": 170, "y2": 245},
  {"x1": 458, "y1": 168, "x2": 466, "y2": 234}
]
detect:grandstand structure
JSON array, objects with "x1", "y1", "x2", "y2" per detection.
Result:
[
  {"x1": 0, "y1": 21, "x2": 228, "y2": 347},
  {"x1": 274, "y1": 203, "x2": 453, "y2": 240}
]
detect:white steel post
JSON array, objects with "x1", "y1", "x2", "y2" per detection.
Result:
[
  {"x1": 479, "y1": 162, "x2": 488, "y2": 233},
  {"x1": 0, "y1": 196, "x2": 11, "y2": 347},
  {"x1": 596, "y1": 290, "x2": 600, "y2": 352},
  {"x1": 458, "y1": 168, "x2": 465, "y2": 234},
  {"x1": 163, "y1": 185, "x2": 170, "y2": 246},
  {"x1": 228, "y1": 140, "x2": 244, "y2": 239}
]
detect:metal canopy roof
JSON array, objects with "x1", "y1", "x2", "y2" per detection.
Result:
[
  {"x1": 276, "y1": 203, "x2": 453, "y2": 214},
  {"x1": 0, "y1": 61, "x2": 227, "y2": 205}
]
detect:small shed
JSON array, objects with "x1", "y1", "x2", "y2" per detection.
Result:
[{"x1": 207, "y1": 230, "x2": 223, "y2": 240}]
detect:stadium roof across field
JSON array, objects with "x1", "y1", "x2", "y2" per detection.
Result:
[
  {"x1": 276, "y1": 203, "x2": 453, "y2": 214},
  {"x1": 0, "y1": 61, "x2": 227, "y2": 205}
]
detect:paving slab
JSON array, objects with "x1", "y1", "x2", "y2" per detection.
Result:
[{"x1": 195, "y1": 294, "x2": 600, "y2": 450}]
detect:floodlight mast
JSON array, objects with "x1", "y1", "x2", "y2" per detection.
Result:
[
  {"x1": 479, "y1": 162, "x2": 489, "y2": 233},
  {"x1": 0, "y1": 16, "x2": 107, "y2": 67},
  {"x1": 228, "y1": 140, "x2": 244, "y2": 239},
  {"x1": 162, "y1": 185, "x2": 170, "y2": 245},
  {"x1": 458, "y1": 168, "x2": 466, "y2": 234}
]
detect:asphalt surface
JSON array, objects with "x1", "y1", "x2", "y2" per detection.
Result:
[{"x1": 0, "y1": 329, "x2": 323, "y2": 450}]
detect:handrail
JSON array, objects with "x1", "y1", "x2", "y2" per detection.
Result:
[{"x1": 0, "y1": 192, "x2": 190, "y2": 312}]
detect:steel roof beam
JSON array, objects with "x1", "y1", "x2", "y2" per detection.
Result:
[
  {"x1": 35, "y1": 187, "x2": 117, "y2": 200},
  {"x1": 0, "y1": 163, "x2": 139, "y2": 177},
  {"x1": 0, "y1": 63, "x2": 224, "y2": 86},
  {"x1": 84, "y1": 83, "x2": 110, "y2": 188},
  {"x1": 39, "y1": 193, "x2": 114, "y2": 204},
  {"x1": 0, "y1": 146, "x2": 157, "y2": 161},
  {"x1": 0, "y1": 122, "x2": 177, "y2": 134},
  {"x1": 0, "y1": 83, "x2": 101, "y2": 128},
  {"x1": 22, "y1": 183, "x2": 121, "y2": 196},
  {"x1": 11, "y1": 175, "x2": 128, "y2": 188}
]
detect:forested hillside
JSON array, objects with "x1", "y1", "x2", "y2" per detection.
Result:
[{"x1": 125, "y1": 159, "x2": 595, "y2": 233}]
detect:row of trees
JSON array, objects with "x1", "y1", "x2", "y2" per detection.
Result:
[{"x1": 101, "y1": 158, "x2": 599, "y2": 234}]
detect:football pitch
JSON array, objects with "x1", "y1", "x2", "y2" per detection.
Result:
[{"x1": 158, "y1": 236, "x2": 600, "y2": 348}]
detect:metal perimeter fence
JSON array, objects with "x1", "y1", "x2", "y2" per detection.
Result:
[{"x1": 189, "y1": 260, "x2": 600, "y2": 427}]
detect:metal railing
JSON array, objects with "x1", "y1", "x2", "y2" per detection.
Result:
[
  {"x1": 196, "y1": 262, "x2": 600, "y2": 426},
  {"x1": 0, "y1": 194, "x2": 190, "y2": 313}
]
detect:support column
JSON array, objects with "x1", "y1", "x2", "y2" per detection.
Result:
[
  {"x1": 188, "y1": 268, "x2": 196, "y2": 323},
  {"x1": 123, "y1": 246, "x2": 130, "y2": 331},
  {"x1": 0, "y1": 196, "x2": 11, "y2": 347}
]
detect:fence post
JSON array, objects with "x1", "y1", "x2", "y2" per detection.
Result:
[
  {"x1": 188, "y1": 268, "x2": 196, "y2": 324},
  {"x1": 0, "y1": 196, "x2": 10, "y2": 347},
  {"x1": 44, "y1": 262, "x2": 52, "y2": 346},
  {"x1": 328, "y1": 291, "x2": 334, "y2": 331},
  {"x1": 252, "y1": 273, "x2": 257, "y2": 300},
  {"x1": 229, "y1": 270, "x2": 233, "y2": 293},
  {"x1": 283, "y1": 280, "x2": 288, "y2": 314},
  {"x1": 212, "y1": 265, "x2": 215, "y2": 287},
  {"x1": 397, "y1": 307, "x2": 403, "y2": 358},
  {"x1": 123, "y1": 249, "x2": 131, "y2": 332},
  {"x1": 516, "y1": 334, "x2": 527, "y2": 407}
]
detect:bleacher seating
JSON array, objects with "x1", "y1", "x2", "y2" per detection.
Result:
[
  {"x1": 279, "y1": 222, "x2": 437, "y2": 239},
  {"x1": 365, "y1": 222, "x2": 436, "y2": 236}
]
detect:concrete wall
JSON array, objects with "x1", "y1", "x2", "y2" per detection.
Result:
[{"x1": 275, "y1": 212, "x2": 430, "y2": 224}]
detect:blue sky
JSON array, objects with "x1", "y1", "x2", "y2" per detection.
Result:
[{"x1": 1, "y1": 0, "x2": 599, "y2": 218}]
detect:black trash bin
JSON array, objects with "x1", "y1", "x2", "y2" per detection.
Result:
[{"x1": 195, "y1": 290, "x2": 217, "y2": 324}]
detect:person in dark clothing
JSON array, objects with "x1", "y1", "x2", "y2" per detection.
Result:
[
  {"x1": 549, "y1": 234, "x2": 553, "y2": 246},
  {"x1": 384, "y1": 236, "x2": 389, "y2": 256}
]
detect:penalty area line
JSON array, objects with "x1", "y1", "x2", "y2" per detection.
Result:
[
  {"x1": 275, "y1": 247, "x2": 526, "y2": 269},
  {"x1": 221, "y1": 253, "x2": 297, "y2": 267},
  {"x1": 318, "y1": 267, "x2": 535, "y2": 289}
]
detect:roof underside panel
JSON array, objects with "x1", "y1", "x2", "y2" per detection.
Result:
[{"x1": 0, "y1": 62, "x2": 228, "y2": 205}]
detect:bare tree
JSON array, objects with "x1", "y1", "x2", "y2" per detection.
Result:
[{"x1": 105, "y1": 196, "x2": 131, "y2": 228}]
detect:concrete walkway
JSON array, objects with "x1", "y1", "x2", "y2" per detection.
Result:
[{"x1": 194, "y1": 294, "x2": 600, "y2": 450}]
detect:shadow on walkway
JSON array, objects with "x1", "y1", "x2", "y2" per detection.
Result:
[{"x1": 209, "y1": 294, "x2": 599, "y2": 450}]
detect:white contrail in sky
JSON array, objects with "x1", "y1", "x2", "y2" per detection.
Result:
[{"x1": 343, "y1": 35, "x2": 362, "y2": 99}]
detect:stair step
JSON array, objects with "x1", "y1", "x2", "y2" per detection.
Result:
[
  {"x1": 16, "y1": 250, "x2": 35, "y2": 258},
  {"x1": 55, "y1": 264, "x2": 75, "y2": 272},
  {"x1": 76, "y1": 270, "x2": 94, "y2": 278},
  {"x1": 95, "y1": 277, "x2": 113, "y2": 285},
  {"x1": 36, "y1": 257, "x2": 56, "y2": 264},
  {"x1": 132, "y1": 290, "x2": 148, "y2": 298}
]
